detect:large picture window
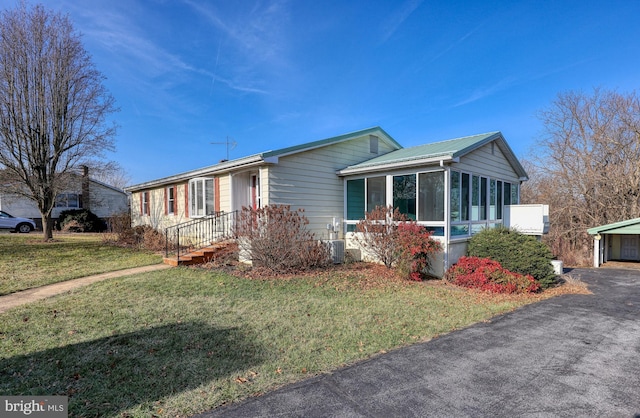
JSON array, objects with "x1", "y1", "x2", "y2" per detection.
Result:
[
  {"x1": 55, "y1": 193, "x2": 81, "y2": 208},
  {"x1": 189, "y1": 178, "x2": 215, "y2": 217}
]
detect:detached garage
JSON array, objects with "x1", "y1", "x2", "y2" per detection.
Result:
[{"x1": 588, "y1": 218, "x2": 640, "y2": 267}]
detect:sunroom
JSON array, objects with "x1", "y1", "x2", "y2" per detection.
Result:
[{"x1": 338, "y1": 132, "x2": 529, "y2": 276}]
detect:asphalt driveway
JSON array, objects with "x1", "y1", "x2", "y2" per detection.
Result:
[{"x1": 197, "y1": 268, "x2": 640, "y2": 417}]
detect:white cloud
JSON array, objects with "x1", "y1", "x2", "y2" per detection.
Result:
[
  {"x1": 429, "y1": 21, "x2": 485, "y2": 64},
  {"x1": 184, "y1": 0, "x2": 293, "y2": 90},
  {"x1": 453, "y1": 77, "x2": 518, "y2": 107},
  {"x1": 380, "y1": 0, "x2": 423, "y2": 42}
]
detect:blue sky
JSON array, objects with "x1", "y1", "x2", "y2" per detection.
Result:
[{"x1": 4, "y1": 0, "x2": 639, "y2": 185}]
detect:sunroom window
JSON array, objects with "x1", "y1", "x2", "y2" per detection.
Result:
[
  {"x1": 346, "y1": 171, "x2": 445, "y2": 236},
  {"x1": 450, "y1": 171, "x2": 520, "y2": 238},
  {"x1": 393, "y1": 174, "x2": 416, "y2": 220},
  {"x1": 189, "y1": 178, "x2": 215, "y2": 217},
  {"x1": 347, "y1": 179, "x2": 365, "y2": 220},
  {"x1": 366, "y1": 176, "x2": 386, "y2": 211},
  {"x1": 418, "y1": 172, "x2": 444, "y2": 221}
]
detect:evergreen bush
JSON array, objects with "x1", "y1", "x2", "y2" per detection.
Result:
[
  {"x1": 58, "y1": 209, "x2": 106, "y2": 232},
  {"x1": 467, "y1": 226, "x2": 557, "y2": 288}
]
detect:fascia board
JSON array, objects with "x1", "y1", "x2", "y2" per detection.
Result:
[
  {"x1": 125, "y1": 155, "x2": 264, "y2": 192},
  {"x1": 337, "y1": 156, "x2": 454, "y2": 176}
]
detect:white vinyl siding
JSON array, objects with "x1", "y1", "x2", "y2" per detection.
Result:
[
  {"x1": 267, "y1": 134, "x2": 397, "y2": 236},
  {"x1": 218, "y1": 175, "x2": 231, "y2": 212},
  {"x1": 453, "y1": 142, "x2": 521, "y2": 183},
  {"x1": 88, "y1": 183, "x2": 129, "y2": 218}
]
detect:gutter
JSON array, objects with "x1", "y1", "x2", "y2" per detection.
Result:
[
  {"x1": 125, "y1": 155, "x2": 267, "y2": 192},
  {"x1": 337, "y1": 155, "x2": 457, "y2": 176}
]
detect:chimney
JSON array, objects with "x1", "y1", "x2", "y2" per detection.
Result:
[{"x1": 81, "y1": 165, "x2": 90, "y2": 210}]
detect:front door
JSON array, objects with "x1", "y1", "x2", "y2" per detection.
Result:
[
  {"x1": 621, "y1": 235, "x2": 639, "y2": 260},
  {"x1": 251, "y1": 174, "x2": 261, "y2": 210}
]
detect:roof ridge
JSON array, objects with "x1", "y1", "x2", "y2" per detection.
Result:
[{"x1": 421, "y1": 131, "x2": 501, "y2": 146}]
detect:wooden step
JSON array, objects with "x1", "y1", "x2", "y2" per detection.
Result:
[{"x1": 163, "y1": 241, "x2": 235, "y2": 267}]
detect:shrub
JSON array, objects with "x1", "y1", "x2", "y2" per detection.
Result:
[
  {"x1": 394, "y1": 222, "x2": 442, "y2": 281},
  {"x1": 235, "y1": 205, "x2": 331, "y2": 273},
  {"x1": 102, "y1": 212, "x2": 166, "y2": 252},
  {"x1": 467, "y1": 226, "x2": 557, "y2": 288},
  {"x1": 57, "y1": 209, "x2": 106, "y2": 232},
  {"x1": 355, "y1": 206, "x2": 442, "y2": 280},
  {"x1": 445, "y1": 256, "x2": 540, "y2": 294}
]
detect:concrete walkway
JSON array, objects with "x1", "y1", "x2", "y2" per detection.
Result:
[
  {"x1": 0, "y1": 264, "x2": 171, "y2": 314},
  {"x1": 197, "y1": 268, "x2": 640, "y2": 417}
]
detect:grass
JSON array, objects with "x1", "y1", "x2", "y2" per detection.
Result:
[
  {"x1": 0, "y1": 233, "x2": 162, "y2": 295},
  {"x1": 0, "y1": 257, "x2": 586, "y2": 417}
]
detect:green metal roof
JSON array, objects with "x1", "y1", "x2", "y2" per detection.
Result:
[
  {"x1": 587, "y1": 218, "x2": 640, "y2": 235},
  {"x1": 339, "y1": 131, "x2": 528, "y2": 179},
  {"x1": 262, "y1": 126, "x2": 400, "y2": 159},
  {"x1": 126, "y1": 126, "x2": 401, "y2": 191}
]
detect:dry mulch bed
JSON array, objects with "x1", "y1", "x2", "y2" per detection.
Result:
[{"x1": 201, "y1": 252, "x2": 591, "y2": 298}]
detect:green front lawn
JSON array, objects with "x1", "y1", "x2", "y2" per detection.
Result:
[
  {"x1": 0, "y1": 233, "x2": 162, "y2": 295},
  {"x1": 0, "y1": 264, "x2": 553, "y2": 417}
]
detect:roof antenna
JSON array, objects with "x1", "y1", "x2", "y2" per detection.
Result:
[{"x1": 210, "y1": 136, "x2": 237, "y2": 161}]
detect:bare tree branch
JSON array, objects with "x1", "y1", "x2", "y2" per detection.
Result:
[
  {"x1": 0, "y1": 2, "x2": 117, "y2": 239},
  {"x1": 523, "y1": 88, "x2": 640, "y2": 264}
]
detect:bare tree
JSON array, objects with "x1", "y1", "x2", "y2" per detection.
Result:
[
  {"x1": 525, "y1": 88, "x2": 640, "y2": 264},
  {"x1": 89, "y1": 161, "x2": 131, "y2": 190},
  {"x1": 0, "y1": 2, "x2": 117, "y2": 240}
]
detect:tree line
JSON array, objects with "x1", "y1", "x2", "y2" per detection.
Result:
[{"x1": 522, "y1": 88, "x2": 640, "y2": 265}]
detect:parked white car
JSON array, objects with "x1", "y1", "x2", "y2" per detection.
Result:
[{"x1": 0, "y1": 210, "x2": 36, "y2": 233}]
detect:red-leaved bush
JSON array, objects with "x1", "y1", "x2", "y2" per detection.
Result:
[
  {"x1": 355, "y1": 206, "x2": 442, "y2": 280},
  {"x1": 444, "y1": 256, "x2": 540, "y2": 294},
  {"x1": 395, "y1": 222, "x2": 442, "y2": 281}
]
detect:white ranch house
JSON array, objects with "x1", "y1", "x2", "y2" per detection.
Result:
[
  {"x1": 126, "y1": 127, "x2": 545, "y2": 276},
  {"x1": 0, "y1": 168, "x2": 129, "y2": 230}
]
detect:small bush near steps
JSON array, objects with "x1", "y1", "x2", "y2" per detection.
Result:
[
  {"x1": 445, "y1": 256, "x2": 540, "y2": 294},
  {"x1": 235, "y1": 205, "x2": 331, "y2": 273}
]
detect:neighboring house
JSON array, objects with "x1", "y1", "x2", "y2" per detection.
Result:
[
  {"x1": 588, "y1": 218, "x2": 640, "y2": 267},
  {"x1": 0, "y1": 168, "x2": 129, "y2": 229},
  {"x1": 126, "y1": 126, "x2": 541, "y2": 276}
]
